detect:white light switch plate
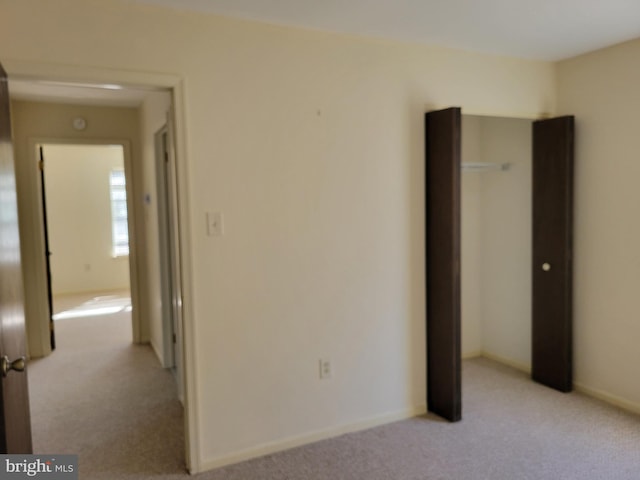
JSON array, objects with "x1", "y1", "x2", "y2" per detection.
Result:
[{"x1": 319, "y1": 358, "x2": 332, "y2": 379}]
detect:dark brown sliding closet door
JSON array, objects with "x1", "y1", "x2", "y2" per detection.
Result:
[
  {"x1": 532, "y1": 116, "x2": 574, "y2": 392},
  {"x1": 425, "y1": 107, "x2": 461, "y2": 422}
]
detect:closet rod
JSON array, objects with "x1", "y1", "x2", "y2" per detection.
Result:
[{"x1": 461, "y1": 162, "x2": 510, "y2": 172}]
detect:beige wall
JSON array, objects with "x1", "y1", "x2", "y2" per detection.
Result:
[
  {"x1": 477, "y1": 116, "x2": 532, "y2": 367},
  {"x1": 1, "y1": 0, "x2": 556, "y2": 472},
  {"x1": 557, "y1": 38, "x2": 640, "y2": 413},
  {"x1": 10, "y1": 100, "x2": 144, "y2": 357},
  {"x1": 461, "y1": 116, "x2": 483, "y2": 356},
  {"x1": 42, "y1": 144, "x2": 130, "y2": 295}
]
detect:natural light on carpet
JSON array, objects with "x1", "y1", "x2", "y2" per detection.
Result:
[{"x1": 53, "y1": 295, "x2": 132, "y2": 320}]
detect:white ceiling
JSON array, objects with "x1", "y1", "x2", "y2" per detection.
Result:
[{"x1": 132, "y1": 0, "x2": 640, "y2": 61}]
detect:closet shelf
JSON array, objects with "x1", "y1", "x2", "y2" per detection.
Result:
[{"x1": 461, "y1": 162, "x2": 510, "y2": 172}]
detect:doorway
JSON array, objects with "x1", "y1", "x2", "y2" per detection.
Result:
[
  {"x1": 39, "y1": 143, "x2": 133, "y2": 348},
  {"x1": 154, "y1": 124, "x2": 185, "y2": 402},
  {"x1": 5, "y1": 68, "x2": 194, "y2": 470}
]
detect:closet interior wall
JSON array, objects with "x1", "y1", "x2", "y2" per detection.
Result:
[{"x1": 461, "y1": 115, "x2": 533, "y2": 370}]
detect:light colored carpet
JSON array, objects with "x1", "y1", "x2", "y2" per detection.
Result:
[
  {"x1": 201, "y1": 358, "x2": 640, "y2": 480},
  {"x1": 29, "y1": 300, "x2": 640, "y2": 479},
  {"x1": 28, "y1": 293, "x2": 186, "y2": 479}
]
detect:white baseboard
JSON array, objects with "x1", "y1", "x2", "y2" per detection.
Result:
[
  {"x1": 478, "y1": 354, "x2": 640, "y2": 417},
  {"x1": 574, "y1": 382, "x2": 640, "y2": 416},
  {"x1": 462, "y1": 350, "x2": 483, "y2": 360},
  {"x1": 480, "y1": 351, "x2": 531, "y2": 374},
  {"x1": 149, "y1": 339, "x2": 164, "y2": 366},
  {"x1": 198, "y1": 405, "x2": 427, "y2": 473}
]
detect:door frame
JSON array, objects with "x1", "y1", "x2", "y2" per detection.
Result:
[
  {"x1": 155, "y1": 120, "x2": 186, "y2": 402},
  {"x1": 38, "y1": 146, "x2": 55, "y2": 351},
  {"x1": 34, "y1": 139, "x2": 135, "y2": 338},
  {"x1": 3, "y1": 60, "x2": 200, "y2": 473},
  {"x1": 155, "y1": 126, "x2": 176, "y2": 370}
]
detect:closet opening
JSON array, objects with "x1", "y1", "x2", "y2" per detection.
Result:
[
  {"x1": 425, "y1": 108, "x2": 574, "y2": 422},
  {"x1": 461, "y1": 115, "x2": 532, "y2": 371}
]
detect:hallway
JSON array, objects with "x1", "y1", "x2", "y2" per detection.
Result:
[{"x1": 28, "y1": 293, "x2": 186, "y2": 479}]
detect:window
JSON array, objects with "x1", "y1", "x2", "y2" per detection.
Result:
[{"x1": 109, "y1": 169, "x2": 129, "y2": 256}]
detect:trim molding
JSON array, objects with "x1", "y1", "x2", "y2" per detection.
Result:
[
  {"x1": 574, "y1": 382, "x2": 640, "y2": 417},
  {"x1": 149, "y1": 338, "x2": 164, "y2": 366},
  {"x1": 2, "y1": 59, "x2": 181, "y2": 89},
  {"x1": 480, "y1": 351, "x2": 531, "y2": 374},
  {"x1": 462, "y1": 350, "x2": 482, "y2": 360},
  {"x1": 4, "y1": 60, "x2": 199, "y2": 474},
  {"x1": 480, "y1": 353, "x2": 640, "y2": 417}
]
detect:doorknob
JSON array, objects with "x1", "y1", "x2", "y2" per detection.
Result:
[
  {"x1": 542, "y1": 263, "x2": 551, "y2": 271},
  {"x1": 1, "y1": 355, "x2": 26, "y2": 377}
]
